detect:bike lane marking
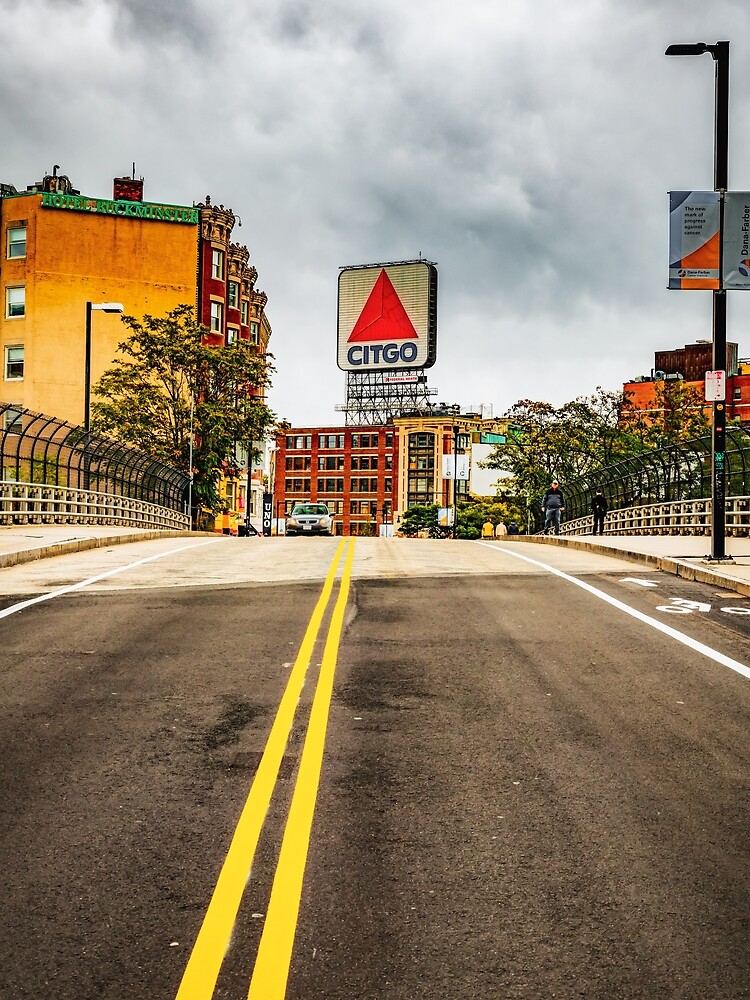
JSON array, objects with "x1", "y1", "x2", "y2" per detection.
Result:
[
  {"x1": 477, "y1": 541, "x2": 750, "y2": 682},
  {"x1": 0, "y1": 539, "x2": 222, "y2": 620},
  {"x1": 176, "y1": 538, "x2": 352, "y2": 1000},
  {"x1": 247, "y1": 535, "x2": 356, "y2": 1000}
]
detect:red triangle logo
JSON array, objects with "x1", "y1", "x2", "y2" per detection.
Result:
[{"x1": 347, "y1": 269, "x2": 418, "y2": 342}]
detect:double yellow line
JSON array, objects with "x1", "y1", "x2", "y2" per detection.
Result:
[{"x1": 176, "y1": 538, "x2": 355, "y2": 1000}]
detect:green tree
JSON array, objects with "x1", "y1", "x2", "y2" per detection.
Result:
[
  {"x1": 481, "y1": 387, "x2": 671, "y2": 517},
  {"x1": 455, "y1": 496, "x2": 524, "y2": 539},
  {"x1": 483, "y1": 390, "x2": 631, "y2": 500},
  {"x1": 398, "y1": 504, "x2": 441, "y2": 536},
  {"x1": 90, "y1": 304, "x2": 275, "y2": 512}
]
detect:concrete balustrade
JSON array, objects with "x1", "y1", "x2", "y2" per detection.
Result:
[
  {"x1": 0, "y1": 481, "x2": 189, "y2": 531},
  {"x1": 562, "y1": 495, "x2": 750, "y2": 537}
]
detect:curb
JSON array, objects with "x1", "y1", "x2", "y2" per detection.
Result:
[
  {"x1": 0, "y1": 530, "x2": 218, "y2": 571},
  {"x1": 505, "y1": 534, "x2": 750, "y2": 599}
]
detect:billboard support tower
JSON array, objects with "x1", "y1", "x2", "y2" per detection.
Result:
[{"x1": 337, "y1": 370, "x2": 438, "y2": 425}]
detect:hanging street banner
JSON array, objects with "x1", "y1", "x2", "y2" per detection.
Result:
[
  {"x1": 337, "y1": 260, "x2": 438, "y2": 371},
  {"x1": 442, "y1": 454, "x2": 470, "y2": 480},
  {"x1": 722, "y1": 192, "x2": 750, "y2": 289},
  {"x1": 668, "y1": 191, "x2": 721, "y2": 289}
]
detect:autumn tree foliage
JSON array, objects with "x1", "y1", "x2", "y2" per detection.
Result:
[
  {"x1": 90, "y1": 304, "x2": 275, "y2": 511},
  {"x1": 483, "y1": 384, "x2": 710, "y2": 509}
]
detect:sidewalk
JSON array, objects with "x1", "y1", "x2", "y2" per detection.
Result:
[
  {"x1": 509, "y1": 532, "x2": 750, "y2": 598},
  {"x1": 0, "y1": 524, "x2": 212, "y2": 570}
]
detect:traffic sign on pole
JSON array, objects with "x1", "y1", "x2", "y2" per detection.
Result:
[{"x1": 705, "y1": 370, "x2": 726, "y2": 401}]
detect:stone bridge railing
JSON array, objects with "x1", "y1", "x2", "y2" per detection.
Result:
[
  {"x1": 561, "y1": 495, "x2": 750, "y2": 537},
  {"x1": 0, "y1": 482, "x2": 189, "y2": 531}
]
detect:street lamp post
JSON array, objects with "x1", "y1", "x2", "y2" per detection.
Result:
[
  {"x1": 665, "y1": 41, "x2": 731, "y2": 561},
  {"x1": 84, "y1": 301, "x2": 124, "y2": 434},
  {"x1": 452, "y1": 424, "x2": 460, "y2": 539},
  {"x1": 83, "y1": 301, "x2": 124, "y2": 490}
]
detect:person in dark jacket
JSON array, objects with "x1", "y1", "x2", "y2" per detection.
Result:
[
  {"x1": 541, "y1": 480, "x2": 565, "y2": 535},
  {"x1": 591, "y1": 488, "x2": 608, "y2": 535}
]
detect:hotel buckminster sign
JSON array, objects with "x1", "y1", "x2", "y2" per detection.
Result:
[{"x1": 337, "y1": 261, "x2": 437, "y2": 372}]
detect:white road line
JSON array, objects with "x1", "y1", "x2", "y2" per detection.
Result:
[
  {"x1": 477, "y1": 541, "x2": 750, "y2": 682},
  {"x1": 0, "y1": 539, "x2": 221, "y2": 621}
]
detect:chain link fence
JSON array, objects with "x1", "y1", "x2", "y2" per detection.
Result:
[
  {"x1": 537, "y1": 425, "x2": 750, "y2": 536},
  {"x1": 1, "y1": 403, "x2": 189, "y2": 528}
]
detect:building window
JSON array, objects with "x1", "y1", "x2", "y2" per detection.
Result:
[
  {"x1": 211, "y1": 249, "x2": 224, "y2": 280},
  {"x1": 318, "y1": 433, "x2": 344, "y2": 449},
  {"x1": 734, "y1": 386, "x2": 742, "y2": 401},
  {"x1": 5, "y1": 286, "x2": 25, "y2": 318},
  {"x1": 7, "y1": 226, "x2": 26, "y2": 258},
  {"x1": 210, "y1": 301, "x2": 223, "y2": 332},
  {"x1": 318, "y1": 478, "x2": 344, "y2": 493},
  {"x1": 318, "y1": 455, "x2": 344, "y2": 471},
  {"x1": 352, "y1": 433, "x2": 379, "y2": 448},
  {"x1": 385, "y1": 455, "x2": 393, "y2": 470},
  {"x1": 4, "y1": 346, "x2": 24, "y2": 380},
  {"x1": 286, "y1": 455, "x2": 311, "y2": 471},
  {"x1": 408, "y1": 431, "x2": 435, "y2": 505},
  {"x1": 285, "y1": 477, "x2": 310, "y2": 494},
  {"x1": 250, "y1": 321, "x2": 259, "y2": 345},
  {"x1": 241, "y1": 299, "x2": 249, "y2": 325},
  {"x1": 228, "y1": 281, "x2": 239, "y2": 308},
  {"x1": 3, "y1": 406, "x2": 22, "y2": 433},
  {"x1": 385, "y1": 432, "x2": 393, "y2": 448},
  {"x1": 351, "y1": 477, "x2": 378, "y2": 493},
  {"x1": 286, "y1": 435, "x2": 312, "y2": 450},
  {"x1": 227, "y1": 326, "x2": 239, "y2": 345}
]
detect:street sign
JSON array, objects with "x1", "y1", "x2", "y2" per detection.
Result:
[{"x1": 705, "y1": 370, "x2": 726, "y2": 401}]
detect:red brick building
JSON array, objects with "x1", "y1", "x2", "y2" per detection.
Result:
[
  {"x1": 196, "y1": 196, "x2": 270, "y2": 354},
  {"x1": 623, "y1": 341, "x2": 750, "y2": 423},
  {"x1": 273, "y1": 413, "x2": 510, "y2": 535},
  {"x1": 274, "y1": 425, "x2": 398, "y2": 535}
]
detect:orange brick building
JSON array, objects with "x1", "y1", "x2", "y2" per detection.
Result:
[
  {"x1": 0, "y1": 168, "x2": 272, "y2": 530},
  {"x1": 623, "y1": 340, "x2": 750, "y2": 424},
  {"x1": 0, "y1": 169, "x2": 198, "y2": 425}
]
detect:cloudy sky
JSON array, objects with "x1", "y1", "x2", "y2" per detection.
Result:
[{"x1": 2, "y1": 0, "x2": 750, "y2": 426}]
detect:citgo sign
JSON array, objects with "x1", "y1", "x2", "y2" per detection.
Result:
[{"x1": 337, "y1": 261, "x2": 437, "y2": 372}]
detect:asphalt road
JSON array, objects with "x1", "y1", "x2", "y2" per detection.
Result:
[{"x1": 0, "y1": 537, "x2": 748, "y2": 1000}]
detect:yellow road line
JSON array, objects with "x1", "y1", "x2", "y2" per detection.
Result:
[
  {"x1": 247, "y1": 537, "x2": 356, "y2": 1000},
  {"x1": 175, "y1": 540, "x2": 348, "y2": 1000}
]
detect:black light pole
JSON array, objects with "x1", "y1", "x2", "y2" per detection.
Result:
[
  {"x1": 452, "y1": 424, "x2": 460, "y2": 539},
  {"x1": 666, "y1": 41, "x2": 731, "y2": 561}
]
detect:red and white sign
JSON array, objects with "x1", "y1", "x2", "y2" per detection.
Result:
[
  {"x1": 337, "y1": 261, "x2": 437, "y2": 372},
  {"x1": 705, "y1": 370, "x2": 726, "y2": 401}
]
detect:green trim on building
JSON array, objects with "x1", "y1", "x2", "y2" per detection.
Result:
[{"x1": 37, "y1": 190, "x2": 198, "y2": 224}]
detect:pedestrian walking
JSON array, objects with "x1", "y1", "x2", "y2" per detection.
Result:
[
  {"x1": 591, "y1": 488, "x2": 608, "y2": 535},
  {"x1": 541, "y1": 480, "x2": 565, "y2": 535}
]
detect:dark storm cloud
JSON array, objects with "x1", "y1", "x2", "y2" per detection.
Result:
[
  {"x1": 3, "y1": 0, "x2": 750, "y2": 423},
  {"x1": 106, "y1": 0, "x2": 217, "y2": 51}
]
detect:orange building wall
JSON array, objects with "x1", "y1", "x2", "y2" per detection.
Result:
[
  {"x1": 623, "y1": 374, "x2": 750, "y2": 424},
  {"x1": 1, "y1": 192, "x2": 198, "y2": 425}
]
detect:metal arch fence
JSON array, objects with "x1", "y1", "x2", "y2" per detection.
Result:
[
  {"x1": 546, "y1": 425, "x2": 750, "y2": 536},
  {"x1": 0, "y1": 403, "x2": 190, "y2": 528}
]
